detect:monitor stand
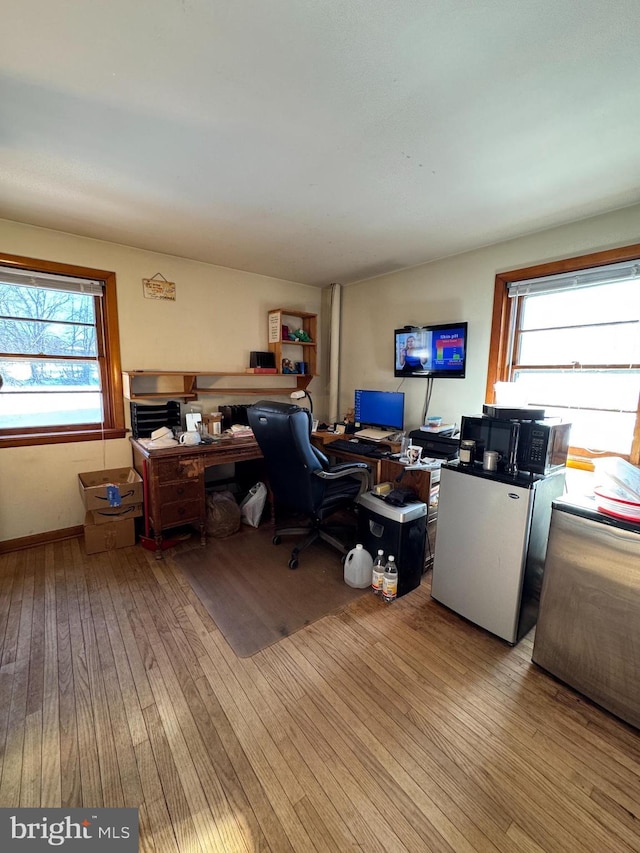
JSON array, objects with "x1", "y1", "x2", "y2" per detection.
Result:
[{"x1": 355, "y1": 427, "x2": 395, "y2": 441}]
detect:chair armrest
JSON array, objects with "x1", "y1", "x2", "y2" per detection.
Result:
[
  {"x1": 327, "y1": 461, "x2": 370, "y2": 473},
  {"x1": 313, "y1": 463, "x2": 372, "y2": 495}
]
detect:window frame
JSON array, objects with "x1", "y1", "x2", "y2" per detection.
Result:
[
  {"x1": 0, "y1": 252, "x2": 125, "y2": 448},
  {"x1": 486, "y1": 243, "x2": 640, "y2": 467}
]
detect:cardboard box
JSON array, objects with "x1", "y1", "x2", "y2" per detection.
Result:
[
  {"x1": 202, "y1": 413, "x2": 223, "y2": 435},
  {"x1": 83, "y1": 512, "x2": 136, "y2": 554},
  {"x1": 78, "y1": 467, "x2": 143, "y2": 511},
  {"x1": 90, "y1": 503, "x2": 143, "y2": 525}
]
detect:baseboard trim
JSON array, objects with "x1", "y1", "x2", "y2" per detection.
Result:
[{"x1": 0, "y1": 526, "x2": 83, "y2": 554}]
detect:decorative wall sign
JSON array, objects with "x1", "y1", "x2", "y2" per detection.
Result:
[
  {"x1": 268, "y1": 310, "x2": 281, "y2": 342},
  {"x1": 142, "y1": 272, "x2": 176, "y2": 301}
]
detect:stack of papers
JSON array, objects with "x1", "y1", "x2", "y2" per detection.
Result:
[
  {"x1": 419, "y1": 423, "x2": 455, "y2": 433},
  {"x1": 593, "y1": 456, "x2": 640, "y2": 521},
  {"x1": 405, "y1": 458, "x2": 442, "y2": 471},
  {"x1": 139, "y1": 436, "x2": 179, "y2": 449},
  {"x1": 594, "y1": 456, "x2": 640, "y2": 502},
  {"x1": 225, "y1": 426, "x2": 254, "y2": 438}
]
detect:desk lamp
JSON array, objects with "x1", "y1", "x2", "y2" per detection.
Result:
[{"x1": 290, "y1": 388, "x2": 313, "y2": 415}]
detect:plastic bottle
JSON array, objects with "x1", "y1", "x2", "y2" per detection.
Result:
[
  {"x1": 371, "y1": 550, "x2": 385, "y2": 595},
  {"x1": 382, "y1": 555, "x2": 398, "y2": 602},
  {"x1": 344, "y1": 544, "x2": 374, "y2": 588}
]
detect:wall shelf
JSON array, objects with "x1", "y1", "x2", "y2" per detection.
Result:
[
  {"x1": 122, "y1": 370, "x2": 312, "y2": 401},
  {"x1": 123, "y1": 308, "x2": 318, "y2": 402},
  {"x1": 122, "y1": 371, "x2": 197, "y2": 400}
]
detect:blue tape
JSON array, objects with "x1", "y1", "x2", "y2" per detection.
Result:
[{"x1": 106, "y1": 484, "x2": 122, "y2": 507}]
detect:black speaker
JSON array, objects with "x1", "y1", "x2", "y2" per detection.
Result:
[
  {"x1": 249, "y1": 351, "x2": 276, "y2": 369},
  {"x1": 218, "y1": 404, "x2": 251, "y2": 429}
]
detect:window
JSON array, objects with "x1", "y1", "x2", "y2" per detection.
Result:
[
  {"x1": 0, "y1": 253, "x2": 125, "y2": 448},
  {"x1": 487, "y1": 245, "x2": 640, "y2": 466}
]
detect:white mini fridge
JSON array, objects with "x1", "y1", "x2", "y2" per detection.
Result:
[{"x1": 431, "y1": 462, "x2": 565, "y2": 644}]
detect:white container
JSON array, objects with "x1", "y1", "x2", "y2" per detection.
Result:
[
  {"x1": 179, "y1": 430, "x2": 201, "y2": 446},
  {"x1": 344, "y1": 544, "x2": 374, "y2": 588}
]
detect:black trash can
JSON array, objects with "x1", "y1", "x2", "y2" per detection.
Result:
[{"x1": 356, "y1": 491, "x2": 427, "y2": 598}]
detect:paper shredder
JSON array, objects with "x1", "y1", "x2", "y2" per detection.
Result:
[{"x1": 356, "y1": 491, "x2": 427, "y2": 597}]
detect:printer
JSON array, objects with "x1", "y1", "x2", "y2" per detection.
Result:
[{"x1": 408, "y1": 429, "x2": 459, "y2": 460}]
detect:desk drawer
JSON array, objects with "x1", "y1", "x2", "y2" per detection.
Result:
[
  {"x1": 159, "y1": 480, "x2": 201, "y2": 504},
  {"x1": 160, "y1": 499, "x2": 202, "y2": 527},
  {"x1": 156, "y1": 458, "x2": 200, "y2": 482}
]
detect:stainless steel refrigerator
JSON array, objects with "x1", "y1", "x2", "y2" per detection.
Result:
[
  {"x1": 532, "y1": 495, "x2": 640, "y2": 729},
  {"x1": 431, "y1": 462, "x2": 565, "y2": 644}
]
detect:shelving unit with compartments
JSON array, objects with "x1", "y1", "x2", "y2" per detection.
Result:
[{"x1": 267, "y1": 308, "x2": 317, "y2": 379}]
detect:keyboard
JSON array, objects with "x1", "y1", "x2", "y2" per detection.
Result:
[{"x1": 325, "y1": 439, "x2": 386, "y2": 457}]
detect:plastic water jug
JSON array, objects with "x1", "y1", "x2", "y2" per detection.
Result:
[{"x1": 344, "y1": 544, "x2": 374, "y2": 588}]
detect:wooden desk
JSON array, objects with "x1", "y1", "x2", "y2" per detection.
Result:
[
  {"x1": 312, "y1": 430, "x2": 401, "y2": 454},
  {"x1": 132, "y1": 432, "x2": 437, "y2": 557},
  {"x1": 312, "y1": 432, "x2": 435, "y2": 504},
  {"x1": 378, "y1": 458, "x2": 437, "y2": 505},
  {"x1": 131, "y1": 436, "x2": 263, "y2": 556},
  {"x1": 312, "y1": 432, "x2": 440, "y2": 568},
  {"x1": 311, "y1": 432, "x2": 382, "y2": 483}
]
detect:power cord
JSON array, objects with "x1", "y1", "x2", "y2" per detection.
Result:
[{"x1": 421, "y1": 377, "x2": 434, "y2": 423}]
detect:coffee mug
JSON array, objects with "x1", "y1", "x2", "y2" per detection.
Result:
[
  {"x1": 407, "y1": 444, "x2": 422, "y2": 465},
  {"x1": 483, "y1": 450, "x2": 500, "y2": 471},
  {"x1": 179, "y1": 430, "x2": 201, "y2": 446}
]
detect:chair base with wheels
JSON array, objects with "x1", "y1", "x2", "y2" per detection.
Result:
[{"x1": 272, "y1": 515, "x2": 357, "y2": 569}]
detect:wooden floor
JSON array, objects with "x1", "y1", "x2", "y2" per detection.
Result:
[{"x1": 1, "y1": 536, "x2": 639, "y2": 853}]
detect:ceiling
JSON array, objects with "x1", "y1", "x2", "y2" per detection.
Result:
[{"x1": 2, "y1": 1, "x2": 640, "y2": 287}]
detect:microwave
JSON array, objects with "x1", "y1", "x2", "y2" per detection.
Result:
[{"x1": 460, "y1": 416, "x2": 571, "y2": 475}]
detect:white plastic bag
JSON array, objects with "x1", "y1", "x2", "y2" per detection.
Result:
[{"x1": 239, "y1": 482, "x2": 268, "y2": 527}]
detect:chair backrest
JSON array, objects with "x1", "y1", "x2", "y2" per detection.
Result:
[{"x1": 248, "y1": 400, "x2": 328, "y2": 515}]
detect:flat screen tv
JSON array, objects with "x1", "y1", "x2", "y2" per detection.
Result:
[
  {"x1": 394, "y1": 323, "x2": 468, "y2": 378},
  {"x1": 354, "y1": 389, "x2": 405, "y2": 431}
]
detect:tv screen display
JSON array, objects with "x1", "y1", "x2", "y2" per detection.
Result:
[
  {"x1": 354, "y1": 389, "x2": 404, "y2": 431},
  {"x1": 394, "y1": 323, "x2": 467, "y2": 378}
]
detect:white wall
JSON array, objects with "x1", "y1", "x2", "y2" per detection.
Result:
[
  {"x1": 0, "y1": 219, "x2": 320, "y2": 542},
  {"x1": 4, "y1": 203, "x2": 640, "y2": 543},
  {"x1": 339, "y1": 204, "x2": 640, "y2": 432}
]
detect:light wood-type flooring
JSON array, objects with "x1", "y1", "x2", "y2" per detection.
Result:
[{"x1": 1, "y1": 535, "x2": 639, "y2": 852}]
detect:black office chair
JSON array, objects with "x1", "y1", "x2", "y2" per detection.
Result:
[{"x1": 248, "y1": 400, "x2": 371, "y2": 568}]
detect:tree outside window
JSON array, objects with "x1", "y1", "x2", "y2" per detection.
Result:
[{"x1": 0, "y1": 254, "x2": 125, "y2": 447}]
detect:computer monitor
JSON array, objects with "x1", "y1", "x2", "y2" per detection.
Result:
[{"x1": 354, "y1": 389, "x2": 404, "y2": 432}]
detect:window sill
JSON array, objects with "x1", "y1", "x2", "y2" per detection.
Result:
[{"x1": 0, "y1": 428, "x2": 128, "y2": 449}]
